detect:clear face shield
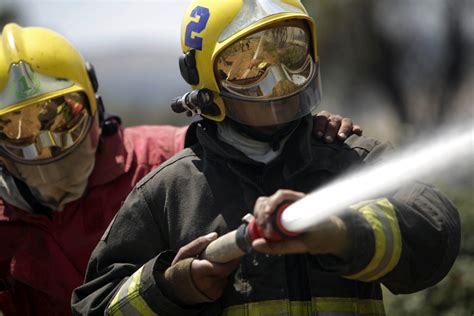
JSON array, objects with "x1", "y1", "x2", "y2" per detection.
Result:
[{"x1": 216, "y1": 23, "x2": 322, "y2": 127}]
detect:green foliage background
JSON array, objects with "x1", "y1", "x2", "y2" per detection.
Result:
[
  {"x1": 383, "y1": 181, "x2": 474, "y2": 316},
  {"x1": 302, "y1": 1, "x2": 474, "y2": 315}
]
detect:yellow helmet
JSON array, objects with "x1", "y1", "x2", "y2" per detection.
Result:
[
  {"x1": 0, "y1": 24, "x2": 101, "y2": 164},
  {"x1": 0, "y1": 23, "x2": 97, "y2": 116},
  {"x1": 178, "y1": 0, "x2": 322, "y2": 126}
]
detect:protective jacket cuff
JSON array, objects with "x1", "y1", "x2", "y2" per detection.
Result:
[{"x1": 312, "y1": 209, "x2": 375, "y2": 275}]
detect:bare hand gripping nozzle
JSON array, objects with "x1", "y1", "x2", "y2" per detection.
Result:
[{"x1": 200, "y1": 203, "x2": 301, "y2": 263}]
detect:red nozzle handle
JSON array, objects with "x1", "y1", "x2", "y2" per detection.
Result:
[{"x1": 247, "y1": 201, "x2": 301, "y2": 242}]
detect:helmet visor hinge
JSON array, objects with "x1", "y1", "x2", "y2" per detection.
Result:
[{"x1": 171, "y1": 88, "x2": 220, "y2": 117}]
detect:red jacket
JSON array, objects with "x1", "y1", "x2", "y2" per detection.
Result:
[{"x1": 0, "y1": 125, "x2": 187, "y2": 316}]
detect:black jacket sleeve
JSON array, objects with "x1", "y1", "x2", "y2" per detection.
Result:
[
  {"x1": 316, "y1": 136, "x2": 461, "y2": 294},
  {"x1": 71, "y1": 184, "x2": 203, "y2": 315},
  {"x1": 382, "y1": 182, "x2": 460, "y2": 293}
]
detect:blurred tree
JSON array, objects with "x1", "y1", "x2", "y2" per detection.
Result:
[
  {"x1": 303, "y1": 3, "x2": 473, "y2": 315},
  {"x1": 384, "y1": 180, "x2": 474, "y2": 316},
  {"x1": 302, "y1": 0, "x2": 473, "y2": 136}
]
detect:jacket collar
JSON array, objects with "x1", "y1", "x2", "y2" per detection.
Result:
[{"x1": 196, "y1": 116, "x2": 315, "y2": 181}]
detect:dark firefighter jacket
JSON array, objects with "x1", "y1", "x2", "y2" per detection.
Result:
[{"x1": 72, "y1": 116, "x2": 460, "y2": 316}]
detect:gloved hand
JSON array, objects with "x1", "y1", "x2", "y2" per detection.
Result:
[
  {"x1": 158, "y1": 232, "x2": 240, "y2": 306},
  {"x1": 251, "y1": 189, "x2": 351, "y2": 259}
]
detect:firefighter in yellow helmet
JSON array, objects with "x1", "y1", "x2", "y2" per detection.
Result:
[
  {"x1": 73, "y1": 1, "x2": 459, "y2": 315},
  {"x1": 0, "y1": 24, "x2": 191, "y2": 315},
  {"x1": 0, "y1": 24, "x2": 101, "y2": 210}
]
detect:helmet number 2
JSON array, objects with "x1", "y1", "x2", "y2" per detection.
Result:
[{"x1": 185, "y1": 6, "x2": 210, "y2": 51}]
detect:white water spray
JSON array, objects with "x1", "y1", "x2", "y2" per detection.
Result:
[{"x1": 281, "y1": 123, "x2": 474, "y2": 232}]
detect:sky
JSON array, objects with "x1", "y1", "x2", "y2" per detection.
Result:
[
  {"x1": 15, "y1": 0, "x2": 191, "y2": 51},
  {"x1": 3, "y1": 0, "x2": 197, "y2": 126}
]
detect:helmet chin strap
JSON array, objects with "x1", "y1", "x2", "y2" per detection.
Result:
[{"x1": 226, "y1": 118, "x2": 302, "y2": 151}]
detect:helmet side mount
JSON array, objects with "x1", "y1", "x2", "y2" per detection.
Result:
[
  {"x1": 175, "y1": 49, "x2": 221, "y2": 118},
  {"x1": 179, "y1": 50, "x2": 199, "y2": 85},
  {"x1": 171, "y1": 88, "x2": 220, "y2": 117}
]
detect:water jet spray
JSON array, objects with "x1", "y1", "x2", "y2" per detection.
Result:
[{"x1": 201, "y1": 123, "x2": 474, "y2": 263}]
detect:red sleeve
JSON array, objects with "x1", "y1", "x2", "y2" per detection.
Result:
[{"x1": 172, "y1": 126, "x2": 188, "y2": 155}]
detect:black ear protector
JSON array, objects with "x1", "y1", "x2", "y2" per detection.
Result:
[
  {"x1": 85, "y1": 62, "x2": 119, "y2": 136},
  {"x1": 179, "y1": 50, "x2": 199, "y2": 85},
  {"x1": 86, "y1": 62, "x2": 99, "y2": 93},
  {"x1": 175, "y1": 50, "x2": 221, "y2": 117}
]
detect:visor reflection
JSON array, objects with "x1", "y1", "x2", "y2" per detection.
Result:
[
  {"x1": 0, "y1": 92, "x2": 93, "y2": 162},
  {"x1": 217, "y1": 25, "x2": 311, "y2": 99},
  {"x1": 221, "y1": 67, "x2": 322, "y2": 127}
]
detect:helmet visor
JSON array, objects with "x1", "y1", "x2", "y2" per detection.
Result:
[
  {"x1": 216, "y1": 25, "x2": 312, "y2": 100},
  {"x1": 0, "y1": 91, "x2": 94, "y2": 163},
  {"x1": 221, "y1": 65, "x2": 322, "y2": 127}
]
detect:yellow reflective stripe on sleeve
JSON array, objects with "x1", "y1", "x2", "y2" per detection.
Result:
[
  {"x1": 223, "y1": 299, "x2": 293, "y2": 315},
  {"x1": 127, "y1": 266, "x2": 156, "y2": 315},
  {"x1": 346, "y1": 201, "x2": 386, "y2": 281},
  {"x1": 312, "y1": 297, "x2": 385, "y2": 314},
  {"x1": 346, "y1": 198, "x2": 401, "y2": 282},
  {"x1": 222, "y1": 297, "x2": 385, "y2": 315},
  {"x1": 107, "y1": 281, "x2": 127, "y2": 316},
  {"x1": 107, "y1": 307, "x2": 124, "y2": 316},
  {"x1": 375, "y1": 198, "x2": 402, "y2": 278},
  {"x1": 106, "y1": 266, "x2": 156, "y2": 315}
]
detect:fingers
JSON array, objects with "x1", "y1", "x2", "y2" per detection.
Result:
[
  {"x1": 253, "y1": 190, "x2": 305, "y2": 239},
  {"x1": 313, "y1": 111, "x2": 330, "y2": 139},
  {"x1": 352, "y1": 124, "x2": 363, "y2": 136},
  {"x1": 253, "y1": 196, "x2": 274, "y2": 237},
  {"x1": 324, "y1": 114, "x2": 343, "y2": 143},
  {"x1": 192, "y1": 258, "x2": 240, "y2": 278},
  {"x1": 191, "y1": 259, "x2": 241, "y2": 300},
  {"x1": 172, "y1": 232, "x2": 218, "y2": 265},
  {"x1": 266, "y1": 189, "x2": 305, "y2": 210},
  {"x1": 252, "y1": 238, "x2": 307, "y2": 255},
  {"x1": 336, "y1": 118, "x2": 353, "y2": 141},
  {"x1": 314, "y1": 112, "x2": 345, "y2": 143},
  {"x1": 313, "y1": 111, "x2": 363, "y2": 142}
]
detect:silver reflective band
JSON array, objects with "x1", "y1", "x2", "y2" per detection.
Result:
[
  {"x1": 0, "y1": 61, "x2": 73, "y2": 109},
  {"x1": 218, "y1": 0, "x2": 305, "y2": 43},
  {"x1": 221, "y1": 64, "x2": 321, "y2": 126},
  {"x1": 222, "y1": 55, "x2": 313, "y2": 99},
  {"x1": 2, "y1": 114, "x2": 90, "y2": 161}
]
